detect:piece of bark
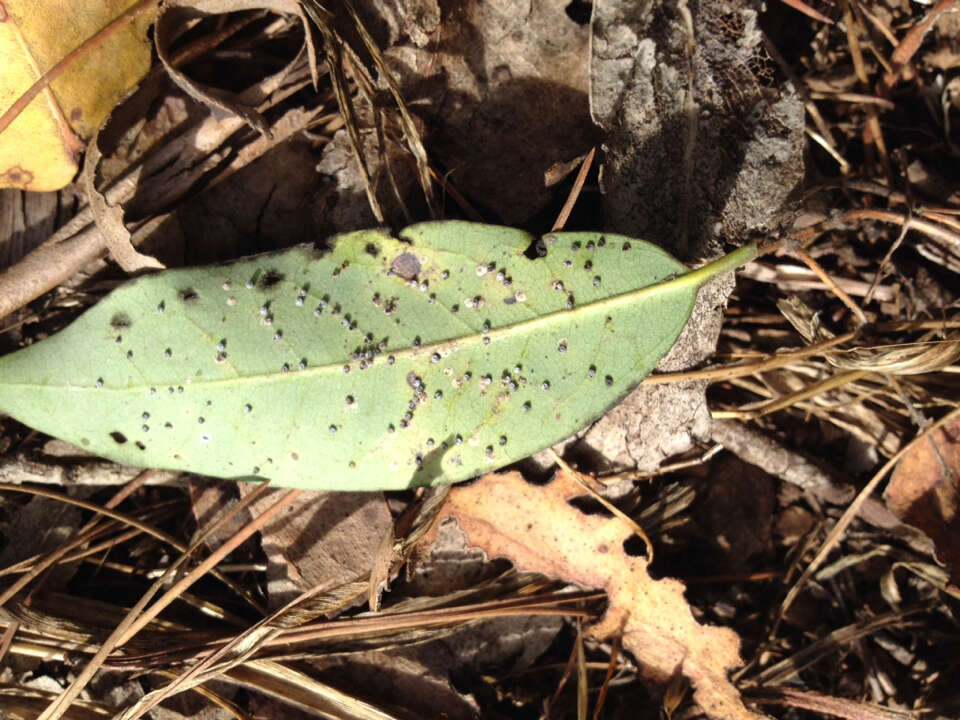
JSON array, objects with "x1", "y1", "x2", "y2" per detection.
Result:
[
  {"x1": 575, "y1": 0, "x2": 805, "y2": 472},
  {"x1": 0, "y1": 450, "x2": 180, "y2": 487},
  {"x1": 0, "y1": 189, "x2": 59, "y2": 270},
  {"x1": 386, "y1": 0, "x2": 597, "y2": 224}
]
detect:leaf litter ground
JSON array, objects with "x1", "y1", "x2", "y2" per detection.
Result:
[{"x1": 0, "y1": 2, "x2": 959, "y2": 720}]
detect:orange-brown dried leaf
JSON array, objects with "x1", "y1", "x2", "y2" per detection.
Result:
[
  {"x1": 885, "y1": 415, "x2": 960, "y2": 581},
  {"x1": 430, "y1": 470, "x2": 759, "y2": 720}
]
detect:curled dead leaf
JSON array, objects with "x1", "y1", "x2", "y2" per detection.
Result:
[
  {"x1": 82, "y1": 136, "x2": 165, "y2": 273},
  {"x1": 427, "y1": 470, "x2": 760, "y2": 720},
  {"x1": 885, "y1": 413, "x2": 960, "y2": 582}
]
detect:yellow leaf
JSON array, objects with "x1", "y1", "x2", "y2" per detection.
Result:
[{"x1": 0, "y1": 0, "x2": 155, "y2": 191}]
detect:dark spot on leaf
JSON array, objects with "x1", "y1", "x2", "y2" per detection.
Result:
[
  {"x1": 178, "y1": 287, "x2": 198, "y2": 303},
  {"x1": 110, "y1": 431, "x2": 127, "y2": 444},
  {"x1": 390, "y1": 252, "x2": 420, "y2": 280},
  {"x1": 504, "y1": 296, "x2": 516, "y2": 305},
  {"x1": 257, "y1": 269, "x2": 285, "y2": 290},
  {"x1": 110, "y1": 313, "x2": 132, "y2": 330},
  {"x1": 365, "y1": 243, "x2": 379, "y2": 256},
  {"x1": 135, "y1": 441, "x2": 146, "y2": 450}
]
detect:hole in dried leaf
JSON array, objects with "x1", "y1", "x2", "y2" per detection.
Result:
[{"x1": 622, "y1": 535, "x2": 648, "y2": 559}]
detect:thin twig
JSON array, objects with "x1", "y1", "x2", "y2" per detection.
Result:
[
  {"x1": 791, "y1": 246, "x2": 868, "y2": 325},
  {"x1": 551, "y1": 147, "x2": 596, "y2": 232}
]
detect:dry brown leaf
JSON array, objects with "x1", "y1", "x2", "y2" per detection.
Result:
[
  {"x1": 238, "y1": 486, "x2": 394, "y2": 609},
  {"x1": 429, "y1": 470, "x2": 759, "y2": 720},
  {"x1": 884, "y1": 414, "x2": 960, "y2": 582},
  {"x1": 82, "y1": 136, "x2": 165, "y2": 273},
  {"x1": 154, "y1": 0, "x2": 306, "y2": 137}
]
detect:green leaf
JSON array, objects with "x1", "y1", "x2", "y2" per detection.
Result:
[{"x1": 0, "y1": 222, "x2": 755, "y2": 490}]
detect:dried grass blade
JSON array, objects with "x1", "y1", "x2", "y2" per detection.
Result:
[
  {"x1": 343, "y1": 0, "x2": 437, "y2": 216},
  {"x1": 37, "y1": 485, "x2": 295, "y2": 720},
  {"x1": 777, "y1": 405, "x2": 960, "y2": 621},
  {"x1": 777, "y1": 0, "x2": 834, "y2": 24},
  {"x1": 301, "y1": 0, "x2": 384, "y2": 222},
  {"x1": 227, "y1": 659, "x2": 403, "y2": 719}
]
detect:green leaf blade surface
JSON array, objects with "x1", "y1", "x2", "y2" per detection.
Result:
[{"x1": 0, "y1": 221, "x2": 753, "y2": 490}]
